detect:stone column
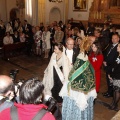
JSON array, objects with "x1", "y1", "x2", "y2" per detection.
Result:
[
  {"x1": 32, "y1": 0, "x2": 38, "y2": 26},
  {"x1": 25, "y1": 0, "x2": 32, "y2": 24},
  {"x1": 38, "y1": 0, "x2": 45, "y2": 25},
  {"x1": 64, "y1": 0, "x2": 69, "y2": 24}
]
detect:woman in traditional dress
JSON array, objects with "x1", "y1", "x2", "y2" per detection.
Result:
[
  {"x1": 89, "y1": 41, "x2": 104, "y2": 93},
  {"x1": 43, "y1": 43, "x2": 71, "y2": 104},
  {"x1": 59, "y1": 37, "x2": 97, "y2": 120}
]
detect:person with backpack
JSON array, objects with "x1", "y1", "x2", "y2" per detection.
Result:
[{"x1": 0, "y1": 78, "x2": 55, "y2": 120}]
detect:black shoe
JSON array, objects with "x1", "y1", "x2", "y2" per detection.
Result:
[
  {"x1": 102, "y1": 92, "x2": 109, "y2": 96},
  {"x1": 108, "y1": 105, "x2": 119, "y2": 111},
  {"x1": 103, "y1": 94, "x2": 113, "y2": 98}
]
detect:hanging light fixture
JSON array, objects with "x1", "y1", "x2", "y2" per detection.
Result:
[{"x1": 49, "y1": 0, "x2": 63, "y2": 3}]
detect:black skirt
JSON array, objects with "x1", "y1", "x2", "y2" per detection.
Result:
[{"x1": 51, "y1": 67, "x2": 63, "y2": 103}]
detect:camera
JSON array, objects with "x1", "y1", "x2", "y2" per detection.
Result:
[
  {"x1": 9, "y1": 69, "x2": 24, "y2": 95},
  {"x1": 9, "y1": 70, "x2": 58, "y2": 115},
  {"x1": 44, "y1": 95, "x2": 62, "y2": 119},
  {"x1": 10, "y1": 69, "x2": 19, "y2": 81},
  {"x1": 44, "y1": 95, "x2": 57, "y2": 112}
]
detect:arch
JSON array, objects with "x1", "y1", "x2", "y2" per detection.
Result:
[
  {"x1": 10, "y1": 8, "x2": 19, "y2": 21},
  {"x1": 49, "y1": 7, "x2": 61, "y2": 24}
]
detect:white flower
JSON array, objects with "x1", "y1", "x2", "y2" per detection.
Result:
[
  {"x1": 116, "y1": 57, "x2": 120, "y2": 64},
  {"x1": 92, "y1": 57, "x2": 97, "y2": 62}
]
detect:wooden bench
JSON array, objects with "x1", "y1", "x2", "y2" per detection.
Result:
[{"x1": 3, "y1": 42, "x2": 26, "y2": 59}]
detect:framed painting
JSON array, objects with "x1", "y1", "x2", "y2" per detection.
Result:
[
  {"x1": 73, "y1": 0, "x2": 88, "y2": 11},
  {"x1": 16, "y1": 0, "x2": 25, "y2": 9}
]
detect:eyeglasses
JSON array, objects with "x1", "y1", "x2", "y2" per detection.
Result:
[{"x1": 67, "y1": 44, "x2": 74, "y2": 46}]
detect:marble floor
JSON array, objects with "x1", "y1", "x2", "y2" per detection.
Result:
[{"x1": 0, "y1": 54, "x2": 119, "y2": 120}]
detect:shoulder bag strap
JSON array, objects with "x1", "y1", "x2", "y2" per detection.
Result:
[
  {"x1": 10, "y1": 106, "x2": 48, "y2": 120},
  {"x1": 10, "y1": 105, "x2": 18, "y2": 120},
  {"x1": 32, "y1": 108, "x2": 48, "y2": 120}
]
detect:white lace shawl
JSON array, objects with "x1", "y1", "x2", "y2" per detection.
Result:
[{"x1": 42, "y1": 52, "x2": 71, "y2": 96}]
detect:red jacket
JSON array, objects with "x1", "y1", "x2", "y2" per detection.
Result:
[
  {"x1": 0, "y1": 103, "x2": 55, "y2": 120},
  {"x1": 89, "y1": 52, "x2": 103, "y2": 92}
]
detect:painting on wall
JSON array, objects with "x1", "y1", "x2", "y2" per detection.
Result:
[
  {"x1": 73, "y1": 0, "x2": 88, "y2": 11},
  {"x1": 16, "y1": 0, "x2": 25, "y2": 9}
]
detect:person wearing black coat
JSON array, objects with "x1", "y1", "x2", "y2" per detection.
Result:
[
  {"x1": 103, "y1": 34, "x2": 119, "y2": 98},
  {"x1": 49, "y1": 23, "x2": 55, "y2": 57},
  {"x1": 108, "y1": 42, "x2": 120, "y2": 111},
  {"x1": 23, "y1": 20, "x2": 32, "y2": 34},
  {"x1": 110, "y1": 26, "x2": 118, "y2": 43},
  {"x1": 12, "y1": 31, "x2": 20, "y2": 43}
]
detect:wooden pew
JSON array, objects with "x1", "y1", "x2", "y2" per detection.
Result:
[{"x1": 3, "y1": 42, "x2": 25, "y2": 59}]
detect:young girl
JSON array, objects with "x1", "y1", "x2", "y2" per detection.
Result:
[
  {"x1": 34, "y1": 26, "x2": 42, "y2": 56},
  {"x1": 108, "y1": 43, "x2": 120, "y2": 111},
  {"x1": 89, "y1": 41, "x2": 104, "y2": 93}
]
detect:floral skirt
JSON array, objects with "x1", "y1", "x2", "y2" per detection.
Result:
[
  {"x1": 113, "y1": 79, "x2": 120, "y2": 91},
  {"x1": 62, "y1": 96, "x2": 94, "y2": 120}
]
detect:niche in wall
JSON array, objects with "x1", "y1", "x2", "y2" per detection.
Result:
[{"x1": 49, "y1": 7, "x2": 61, "y2": 24}]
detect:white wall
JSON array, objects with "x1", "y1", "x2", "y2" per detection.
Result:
[
  {"x1": 45, "y1": 0, "x2": 64, "y2": 25},
  {"x1": 0, "y1": 0, "x2": 7, "y2": 22},
  {"x1": 68, "y1": 0, "x2": 93, "y2": 20},
  {"x1": 0, "y1": 0, "x2": 93, "y2": 24},
  {"x1": 44, "y1": 0, "x2": 93, "y2": 24},
  {"x1": 0, "y1": 0, "x2": 17, "y2": 22}
]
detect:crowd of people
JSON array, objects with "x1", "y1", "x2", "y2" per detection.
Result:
[{"x1": 0, "y1": 18, "x2": 120, "y2": 119}]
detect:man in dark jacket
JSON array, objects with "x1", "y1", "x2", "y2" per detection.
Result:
[{"x1": 103, "y1": 34, "x2": 119, "y2": 97}]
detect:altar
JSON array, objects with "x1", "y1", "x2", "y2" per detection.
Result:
[{"x1": 89, "y1": 0, "x2": 120, "y2": 30}]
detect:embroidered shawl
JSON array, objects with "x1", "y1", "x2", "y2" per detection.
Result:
[{"x1": 68, "y1": 52, "x2": 95, "y2": 94}]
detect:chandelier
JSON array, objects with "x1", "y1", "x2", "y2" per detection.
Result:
[{"x1": 49, "y1": 0, "x2": 63, "y2": 3}]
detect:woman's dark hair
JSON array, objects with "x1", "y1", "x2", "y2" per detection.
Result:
[
  {"x1": 94, "y1": 29, "x2": 101, "y2": 34},
  {"x1": 92, "y1": 41, "x2": 102, "y2": 55},
  {"x1": 5, "y1": 32, "x2": 10, "y2": 36},
  {"x1": 54, "y1": 42, "x2": 63, "y2": 52},
  {"x1": 76, "y1": 37, "x2": 82, "y2": 43},
  {"x1": 19, "y1": 78, "x2": 44, "y2": 104}
]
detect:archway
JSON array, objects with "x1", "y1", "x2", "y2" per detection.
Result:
[{"x1": 49, "y1": 7, "x2": 61, "y2": 24}]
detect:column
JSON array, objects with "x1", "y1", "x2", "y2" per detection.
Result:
[
  {"x1": 25, "y1": 0, "x2": 32, "y2": 24},
  {"x1": 38, "y1": 0, "x2": 45, "y2": 25},
  {"x1": 32, "y1": 0, "x2": 38, "y2": 26},
  {"x1": 64, "y1": 0, "x2": 69, "y2": 24}
]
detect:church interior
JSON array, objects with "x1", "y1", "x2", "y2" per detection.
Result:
[{"x1": 0, "y1": 0, "x2": 120, "y2": 119}]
